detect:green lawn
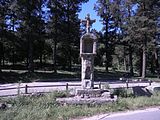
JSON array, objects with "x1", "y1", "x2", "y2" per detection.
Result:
[{"x1": 0, "y1": 91, "x2": 160, "y2": 120}]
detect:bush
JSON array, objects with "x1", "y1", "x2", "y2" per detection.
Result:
[{"x1": 112, "y1": 88, "x2": 134, "y2": 98}]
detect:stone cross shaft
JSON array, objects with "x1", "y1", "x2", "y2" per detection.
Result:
[{"x1": 81, "y1": 14, "x2": 96, "y2": 33}]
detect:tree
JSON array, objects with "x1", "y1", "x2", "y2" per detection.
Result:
[
  {"x1": 0, "y1": 0, "x2": 15, "y2": 71},
  {"x1": 0, "y1": 0, "x2": 7, "y2": 72},
  {"x1": 94, "y1": 0, "x2": 116, "y2": 72},
  {"x1": 62, "y1": 0, "x2": 88, "y2": 70},
  {"x1": 121, "y1": 0, "x2": 137, "y2": 76},
  {"x1": 48, "y1": 0, "x2": 88, "y2": 71},
  {"x1": 123, "y1": 0, "x2": 157, "y2": 78},
  {"x1": 15, "y1": 0, "x2": 44, "y2": 72}
]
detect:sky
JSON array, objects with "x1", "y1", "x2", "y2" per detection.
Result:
[{"x1": 78, "y1": 0, "x2": 103, "y2": 31}]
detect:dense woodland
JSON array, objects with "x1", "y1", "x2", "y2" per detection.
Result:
[{"x1": 0, "y1": 0, "x2": 160, "y2": 79}]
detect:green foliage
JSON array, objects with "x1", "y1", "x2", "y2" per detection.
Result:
[
  {"x1": 112, "y1": 88, "x2": 134, "y2": 98},
  {"x1": 47, "y1": 0, "x2": 89, "y2": 71},
  {"x1": 0, "y1": 0, "x2": 88, "y2": 73},
  {"x1": 94, "y1": 0, "x2": 119, "y2": 72},
  {"x1": 1, "y1": 0, "x2": 160, "y2": 78},
  {"x1": 94, "y1": 0, "x2": 160, "y2": 76}
]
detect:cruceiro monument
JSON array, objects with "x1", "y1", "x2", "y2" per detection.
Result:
[
  {"x1": 80, "y1": 14, "x2": 97, "y2": 89},
  {"x1": 56, "y1": 14, "x2": 116, "y2": 105}
]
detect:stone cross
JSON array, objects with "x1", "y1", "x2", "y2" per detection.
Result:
[{"x1": 81, "y1": 14, "x2": 96, "y2": 33}]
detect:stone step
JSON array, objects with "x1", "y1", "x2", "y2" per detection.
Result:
[{"x1": 76, "y1": 89, "x2": 110, "y2": 98}]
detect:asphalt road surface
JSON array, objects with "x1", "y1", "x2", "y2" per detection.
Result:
[
  {"x1": 104, "y1": 108, "x2": 160, "y2": 120},
  {"x1": 82, "y1": 108, "x2": 160, "y2": 120},
  {"x1": 0, "y1": 81, "x2": 153, "y2": 97}
]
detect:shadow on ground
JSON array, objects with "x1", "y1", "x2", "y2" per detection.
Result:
[
  {"x1": 2, "y1": 65, "x2": 157, "y2": 84},
  {"x1": 0, "y1": 71, "x2": 80, "y2": 84},
  {"x1": 0, "y1": 69, "x2": 129, "y2": 84}
]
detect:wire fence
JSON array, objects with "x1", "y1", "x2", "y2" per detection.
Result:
[{"x1": 0, "y1": 80, "x2": 152, "y2": 97}]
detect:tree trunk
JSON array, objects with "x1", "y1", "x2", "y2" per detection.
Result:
[
  {"x1": 68, "y1": 47, "x2": 72, "y2": 70},
  {"x1": 124, "y1": 57, "x2": 127, "y2": 71},
  {"x1": 67, "y1": 0, "x2": 72, "y2": 71},
  {"x1": 105, "y1": 47, "x2": 109, "y2": 72},
  {"x1": 105, "y1": 18, "x2": 109, "y2": 72},
  {"x1": 2, "y1": 47, "x2": 5, "y2": 66},
  {"x1": 123, "y1": 46, "x2": 127, "y2": 71},
  {"x1": 142, "y1": 46, "x2": 146, "y2": 78},
  {"x1": 150, "y1": 53, "x2": 155, "y2": 74},
  {"x1": 155, "y1": 49, "x2": 159, "y2": 78},
  {"x1": 52, "y1": 40, "x2": 57, "y2": 73},
  {"x1": 139, "y1": 51, "x2": 143, "y2": 77},
  {"x1": 142, "y1": 33, "x2": 148, "y2": 78},
  {"x1": 52, "y1": 0, "x2": 58, "y2": 73},
  {"x1": 0, "y1": 43, "x2": 2, "y2": 72},
  {"x1": 28, "y1": 37, "x2": 34, "y2": 73},
  {"x1": 26, "y1": 0, "x2": 34, "y2": 73},
  {"x1": 26, "y1": 57, "x2": 29, "y2": 69},
  {"x1": 39, "y1": 54, "x2": 43, "y2": 68},
  {"x1": 117, "y1": 57, "x2": 120, "y2": 71},
  {"x1": 12, "y1": 16, "x2": 15, "y2": 68},
  {"x1": 12, "y1": 50, "x2": 15, "y2": 67},
  {"x1": 129, "y1": 46, "x2": 134, "y2": 76},
  {"x1": 0, "y1": 56, "x2": 1, "y2": 72}
]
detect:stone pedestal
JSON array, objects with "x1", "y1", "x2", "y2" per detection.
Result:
[
  {"x1": 81, "y1": 54, "x2": 94, "y2": 89},
  {"x1": 80, "y1": 33, "x2": 97, "y2": 89},
  {"x1": 56, "y1": 88, "x2": 117, "y2": 105}
]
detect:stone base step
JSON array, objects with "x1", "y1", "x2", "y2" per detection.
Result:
[
  {"x1": 76, "y1": 89, "x2": 110, "y2": 98},
  {"x1": 56, "y1": 96, "x2": 117, "y2": 105}
]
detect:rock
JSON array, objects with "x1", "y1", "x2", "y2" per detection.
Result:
[
  {"x1": 101, "y1": 92, "x2": 110, "y2": 98},
  {"x1": 7, "y1": 104, "x2": 12, "y2": 108},
  {"x1": 133, "y1": 86, "x2": 152, "y2": 97},
  {"x1": 76, "y1": 89, "x2": 110, "y2": 98},
  {"x1": 30, "y1": 93, "x2": 44, "y2": 97},
  {"x1": 0, "y1": 103, "x2": 7, "y2": 110},
  {"x1": 146, "y1": 84, "x2": 160, "y2": 93},
  {"x1": 21, "y1": 93, "x2": 44, "y2": 97}
]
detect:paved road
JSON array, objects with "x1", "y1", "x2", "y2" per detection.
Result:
[
  {"x1": 104, "y1": 108, "x2": 160, "y2": 120},
  {"x1": 0, "y1": 81, "x2": 158, "y2": 97},
  {"x1": 82, "y1": 108, "x2": 160, "y2": 120}
]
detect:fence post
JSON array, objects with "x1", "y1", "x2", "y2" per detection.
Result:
[
  {"x1": 149, "y1": 80, "x2": 152, "y2": 86},
  {"x1": 66, "y1": 83, "x2": 68, "y2": 91},
  {"x1": 25, "y1": 85, "x2": 28, "y2": 94},
  {"x1": 17, "y1": 83, "x2": 20, "y2": 95},
  {"x1": 99, "y1": 82, "x2": 101, "y2": 89},
  {"x1": 126, "y1": 80, "x2": 129, "y2": 89}
]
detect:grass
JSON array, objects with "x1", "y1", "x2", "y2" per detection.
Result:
[{"x1": 1, "y1": 92, "x2": 160, "y2": 120}]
